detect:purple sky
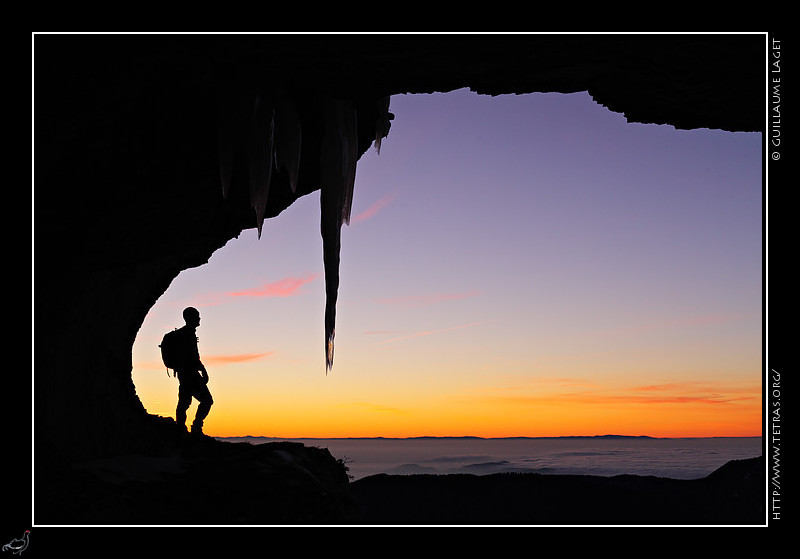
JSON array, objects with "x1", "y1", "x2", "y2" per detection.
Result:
[{"x1": 132, "y1": 89, "x2": 762, "y2": 438}]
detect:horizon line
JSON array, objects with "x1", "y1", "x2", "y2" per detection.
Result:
[{"x1": 215, "y1": 433, "x2": 763, "y2": 441}]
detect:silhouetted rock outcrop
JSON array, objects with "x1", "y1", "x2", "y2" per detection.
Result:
[{"x1": 35, "y1": 418, "x2": 357, "y2": 525}]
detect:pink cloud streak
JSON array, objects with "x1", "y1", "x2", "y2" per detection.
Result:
[
  {"x1": 204, "y1": 352, "x2": 275, "y2": 365},
  {"x1": 351, "y1": 192, "x2": 396, "y2": 224},
  {"x1": 227, "y1": 274, "x2": 317, "y2": 298}
]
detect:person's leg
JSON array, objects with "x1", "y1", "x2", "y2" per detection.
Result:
[
  {"x1": 190, "y1": 382, "x2": 214, "y2": 435},
  {"x1": 176, "y1": 381, "x2": 192, "y2": 431}
]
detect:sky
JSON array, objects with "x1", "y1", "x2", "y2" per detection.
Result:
[{"x1": 131, "y1": 88, "x2": 762, "y2": 439}]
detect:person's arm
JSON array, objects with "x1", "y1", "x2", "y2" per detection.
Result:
[{"x1": 185, "y1": 329, "x2": 207, "y2": 380}]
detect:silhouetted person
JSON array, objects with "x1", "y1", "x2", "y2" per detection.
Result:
[{"x1": 174, "y1": 306, "x2": 213, "y2": 436}]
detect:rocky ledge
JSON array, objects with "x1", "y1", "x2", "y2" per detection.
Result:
[
  {"x1": 35, "y1": 420, "x2": 358, "y2": 525},
  {"x1": 35, "y1": 419, "x2": 763, "y2": 526}
]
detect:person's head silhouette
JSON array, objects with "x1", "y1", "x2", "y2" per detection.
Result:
[{"x1": 183, "y1": 306, "x2": 201, "y2": 328}]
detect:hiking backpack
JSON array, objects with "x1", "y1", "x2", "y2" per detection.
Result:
[{"x1": 159, "y1": 328, "x2": 183, "y2": 376}]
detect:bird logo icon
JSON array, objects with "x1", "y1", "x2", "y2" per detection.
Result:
[{"x1": 2, "y1": 531, "x2": 29, "y2": 555}]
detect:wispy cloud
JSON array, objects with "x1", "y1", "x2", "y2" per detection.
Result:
[
  {"x1": 472, "y1": 379, "x2": 760, "y2": 407},
  {"x1": 351, "y1": 192, "x2": 396, "y2": 224},
  {"x1": 372, "y1": 319, "x2": 497, "y2": 346},
  {"x1": 135, "y1": 351, "x2": 275, "y2": 371},
  {"x1": 375, "y1": 290, "x2": 481, "y2": 309},
  {"x1": 204, "y1": 352, "x2": 275, "y2": 365},
  {"x1": 227, "y1": 274, "x2": 317, "y2": 298}
]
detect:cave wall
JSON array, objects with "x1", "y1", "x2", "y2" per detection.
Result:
[{"x1": 33, "y1": 33, "x2": 763, "y2": 460}]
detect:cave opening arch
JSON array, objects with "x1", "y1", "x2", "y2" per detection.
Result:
[{"x1": 33, "y1": 33, "x2": 765, "y2": 464}]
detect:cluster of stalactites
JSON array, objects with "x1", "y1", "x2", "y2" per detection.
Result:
[
  {"x1": 217, "y1": 87, "x2": 391, "y2": 372},
  {"x1": 217, "y1": 86, "x2": 303, "y2": 237}
]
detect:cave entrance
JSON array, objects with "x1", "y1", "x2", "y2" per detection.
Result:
[{"x1": 131, "y1": 89, "x2": 762, "y2": 441}]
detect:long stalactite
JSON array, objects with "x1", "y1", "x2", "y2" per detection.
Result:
[
  {"x1": 217, "y1": 82, "x2": 391, "y2": 372},
  {"x1": 320, "y1": 97, "x2": 358, "y2": 372}
]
